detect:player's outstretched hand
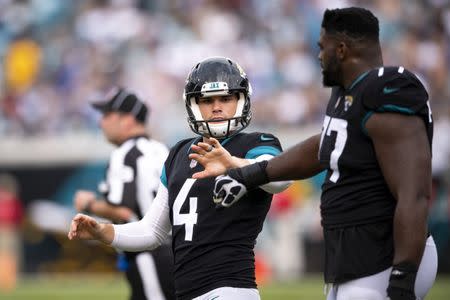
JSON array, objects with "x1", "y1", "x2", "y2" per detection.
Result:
[
  {"x1": 67, "y1": 213, "x2": 113, "y2": 244},
  {"x1": 73, "y1": 190, "x2": 95, "y2": 212},
  {"x1": 189, "y1": 138, "x2": 233, "y2": 179},
  {"x1": 213, "y1": 175, "x2": 248, "y2": 208}
]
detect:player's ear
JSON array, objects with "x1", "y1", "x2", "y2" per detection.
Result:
[
  {"x1": 337, "y1": 41, "x2": 348, "y2": 60},
  {"x1": 122, "y1": 114, "x2": 136, "y2": 127}
]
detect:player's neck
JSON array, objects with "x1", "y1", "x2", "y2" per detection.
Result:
[
  {"x1": 343, "y1": 59, "x2": 382, "y2": 89},
  {"x1": 118, "y1": 128, "x2": 148, "y2": 145}
]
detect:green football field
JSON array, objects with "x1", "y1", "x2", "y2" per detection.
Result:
[{"x1": 1, "y1": 274, "x2": 449, "y2": 300}]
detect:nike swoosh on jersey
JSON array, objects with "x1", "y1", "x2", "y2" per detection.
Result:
[
  {"x1": 260, "y1": 134, "x2": 274, "y2": 141},
  {"x1": 383, "y1": 87, "x2": 400, "y2": 94}
]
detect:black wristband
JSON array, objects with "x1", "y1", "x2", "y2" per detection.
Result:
[
  {"x1": 387, "y1": 262, "x2": 418, "y2": 300},
  {"x1": 227, "y1": 160, "x2": 269, "y2": 190}
]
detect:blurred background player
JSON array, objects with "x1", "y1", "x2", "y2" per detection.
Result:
[
  {"x1": 68, "y1": 56, "x2": 291, "y2": 300},
  {"x1": 73, "y1": 87, "x2": 174, "y2": 300},
  {"x1": 203, "y1": 7, "x2": 438, "y2": 300},
  {"x1": 0, "y1": 173, "x2": 23, "y2": 292}
]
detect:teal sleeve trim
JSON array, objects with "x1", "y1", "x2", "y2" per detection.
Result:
[
  {"x1": 160, "y1": 166, "x2": 168, "y2": 188},
  {"x1": 376, "y1": 104, "x2": 415, "y2": 115},
  {"x1": 361, "y1": 105, "x2": 415, "y2": 136},
  {"x1": 187, "y1": 137, "x2": 201, "y2": 154},
  {"x1": 220, "y1": 137, "x2": 232, "y2": 146},
  {"x1": 361, "y1": 111, "x2": 374, "y2": 136},
  {"x1": 245, "y1": 146, "x2": 281, "y2": 159},
  {"x1": 348, "y1": 71, "x2": 369, "y2": 90}
]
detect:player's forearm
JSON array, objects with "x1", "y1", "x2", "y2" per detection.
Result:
[
  {"x1": 225, "y1": 134, "x2": 323, "y2": 190},
  {"x1": 112, "y1": 184, "x2": 171, "y2": 251},
  {"x1": 112, "y1": 218, "x2": 168, "y2": 251},
  {"x1": 266, "y1": 134, "x2": 324, "y2": 181},
  {"x1": 252, "y1": 155, "x2": 291, "y2": 193},
  {"x1": 367, "y1": 114, "x2": 431, "y2": 267},
  {"x1": 92, "y1": 201, "x2": 136, "y2": 223},
  {"x1": 226, "y1": 155, "x2": 292, "y2": 193},
  {"x1": 90, "y1": 201, "x2": 130, "y2": 223},
  {"x1": 392, "y1": 195, "x2": 428, "y2": 266}
]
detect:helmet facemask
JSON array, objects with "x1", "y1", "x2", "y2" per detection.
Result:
[
  {"x1": 184, "y1": 57, "x2": 253, "y2": 139},
  {"x1": 186, "y1": 91, "x2": 252, "y2": 139}
]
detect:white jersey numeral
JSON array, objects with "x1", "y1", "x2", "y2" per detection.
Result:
[
  {"x1": 172, "y1": 178, "x2": 198, "y2": 241},
  {"x1": 320, "y1": 116, "x2": 348, "y2": 183}
]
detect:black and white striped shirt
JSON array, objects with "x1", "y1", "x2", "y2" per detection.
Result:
[{"x1": 100, "y1": 135, "x2": 169, "y2": 219}]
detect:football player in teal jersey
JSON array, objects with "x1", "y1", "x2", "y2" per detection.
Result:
[
  {"x1": 202, "y1": 7, "x2": 438, "y2": 300},
  {"x1": 68, "y1": 57, "x2": 291, "y2": 300}
]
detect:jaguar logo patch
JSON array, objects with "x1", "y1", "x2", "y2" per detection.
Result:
[{"x1": 344, "y1": 95, "x2": 353, "y2": 111}]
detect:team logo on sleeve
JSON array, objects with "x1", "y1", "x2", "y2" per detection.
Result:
[{"x1": 344, "y1": 95, "x2": 353, "y2": 111}]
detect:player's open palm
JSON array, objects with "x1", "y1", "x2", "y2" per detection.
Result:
[
  {"x1": 189, "y1": 138, "x2": 232, "y2": 179},
  {"x1": 68, "y1": 213, "x2": 105, "y2": 241}
]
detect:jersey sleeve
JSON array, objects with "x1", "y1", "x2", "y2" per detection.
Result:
[
  {"x1": 362, "y1": 67, "x2": 429, "y2": 115},
  {"x1": 361, "y1": 67, "x2": 432, "y2": 135},
  {"x1": 244, "y1": 133, "x2": 283, "y2": 159},
  {"x1": 243, "y1": 133, "x2": 290, "y2": 194}
]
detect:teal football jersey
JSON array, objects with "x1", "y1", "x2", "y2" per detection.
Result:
[
  {"x1": 319, "y1": 66, "x2": 433, "y2": 228},
  {"x1": 162, "y1": 132, "x2": 282, "y2": 300}
]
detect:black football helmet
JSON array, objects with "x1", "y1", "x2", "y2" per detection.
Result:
[{"x1": 183, "y1": 57, "x2": 252, "y2": 138}]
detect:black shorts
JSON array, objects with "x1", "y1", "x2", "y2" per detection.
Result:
[
  {"x1": 125, "y1": 243, "x2": 175, "y2": 300},
  {"x1": 323, "y1": 221, "x2": 394, "y2": 283}
]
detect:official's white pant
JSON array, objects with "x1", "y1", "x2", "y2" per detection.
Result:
[
  {"x1": 326, "y1": 236, "x2": 437, "y2": 300},
  {"x1": 192, "y1": 287, "x2": 260, "y2": 300},
  {"x1": 135, "y1": 252, "x2": 166, "y2": 300}
]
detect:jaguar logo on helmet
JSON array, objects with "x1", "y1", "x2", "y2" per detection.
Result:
[{"x1": 183, "y1": 57, "x2": 252, "y2": 139}]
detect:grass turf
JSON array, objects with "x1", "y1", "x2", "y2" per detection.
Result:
[{"x1": 1, "y1": 274, "x2": 449, "y2": 300}]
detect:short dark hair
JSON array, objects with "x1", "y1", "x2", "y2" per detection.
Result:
[{"x1": 321, "y1": 7, "x2": 379, "y2": 41}]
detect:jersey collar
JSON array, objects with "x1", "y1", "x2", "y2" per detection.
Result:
[{"x1": 347, "y1": 70, "x2": 370, "y2": 91}]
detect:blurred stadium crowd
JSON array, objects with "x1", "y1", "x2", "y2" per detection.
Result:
[
  {"x1": 0, "y1": 0, "x2": 449, "y2": 140},
  {"x1": 1, "y1": 0, "x2": 450, "y2": 286}
]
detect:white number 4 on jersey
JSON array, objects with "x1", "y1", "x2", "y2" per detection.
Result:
[{"x1": 172, "y1": 179, "x2": 198, "y2": 241}]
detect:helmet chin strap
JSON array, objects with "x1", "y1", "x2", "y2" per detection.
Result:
[
  {"x1": 233, "y1": 93, "x2": 246, "y2": 118},
  {"x1": 201, "y1": 120, "x2": 233, "y2": 138}
]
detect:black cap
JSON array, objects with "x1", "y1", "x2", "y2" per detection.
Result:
[{"x1": 91, "y1": 87, "x2": 148, "y2": 123}]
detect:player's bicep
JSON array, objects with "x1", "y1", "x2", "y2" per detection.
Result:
[
  {"x1": 144, "y1": 183, "x2": 171, "y2": 234},
  {"x1": 365, "y1": 112, "x2": 431, "y2": 201}
]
